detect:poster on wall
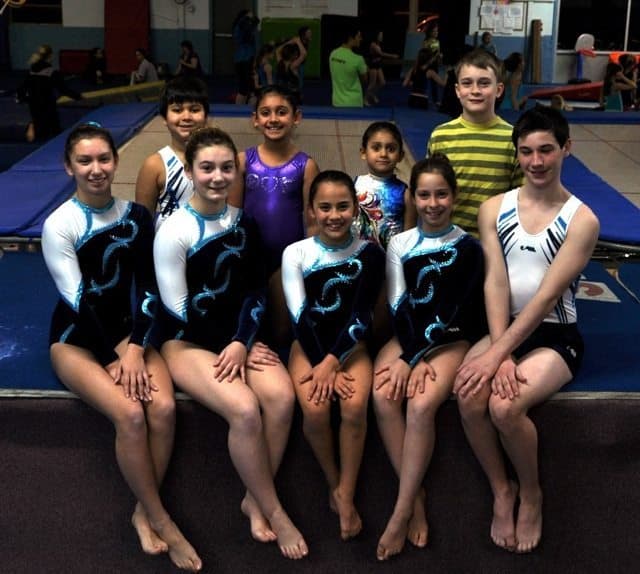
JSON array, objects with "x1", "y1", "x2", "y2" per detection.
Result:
[
  {"x1": 480, "y1": 0, "x2": 525, "y2": 33},
  {"x1": 260, "y1": 0, "x2": 350, "y2": 18}
]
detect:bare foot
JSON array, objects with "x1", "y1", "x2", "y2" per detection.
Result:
[
  {"x1": 407, "y1": 490, "x2": 428, "y2": 548},
  {"x1": 491, "y1": 481, "x2": 518, "y2": 551},
  {"x1": 131, "y1": 504, "x2": 168, "y2": 555},
  {"x1": 151, "y1": 517, "x2": 202, "y2": 572},
  {"x1": 515, "y1": 491, "x2": 542, "y2": 553},
  {"x1": 376, "y1": 513, "x2": 409, "y2": 561},
  {"x1": 268, "y1": 507, "x2": 309, "y2": 560},
  {"x1": 241, "y1": 494, "x2": 277, "y2": 543},
  {"x1": 331, "y1": 487, "x2": 362, "y2": 540}
]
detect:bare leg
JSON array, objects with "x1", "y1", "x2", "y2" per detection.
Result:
[
  {"x1": 163, "y1": 341, "x2": 307, "y2": 560},
  {"x1": 490, "y1": 348, "x2": 572, "y2": 553},
  {"x1": 333, "y1": 346, "x2": 372, "y2": 540},
  {"x1": 373, "y1": 340, "x2": 427, "y2": 550},
  {"x1": 51, "y1": 343, "x2": 201, "y2": 572},
  {"x1": 241, "y1": 359, "x2": 296, "y2": 543},
  {"x1": 374, "y1": 342, "x2": 466, "y2": 560},
  {"x1": 131, "y1": 345, "x2": 176, "y2": 555},
  {"x1": 457, "y1": 337, "x2": 517, "y2": 551},
  {"x1": 289, "y1": 342, "x2": 340, "y2": 496}
]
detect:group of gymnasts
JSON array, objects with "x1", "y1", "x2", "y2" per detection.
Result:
[{"x1": 41, "y1": 74, "x2": 599, "y2": 571}]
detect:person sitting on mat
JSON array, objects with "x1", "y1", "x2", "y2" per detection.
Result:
[
  {"x1": 453, "y1": 105, "x2": 599, "y2": 553},
  {"x1": 41, "y1": 123, "x2": 202, "y2": 572},
  {"x1": 131, "y1": 48, "x2": 159, "y2": 85}
]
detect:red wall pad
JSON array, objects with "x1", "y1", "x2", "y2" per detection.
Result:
[{"x1": 104, "y1": 0, "x2": 150, "y2": 75}]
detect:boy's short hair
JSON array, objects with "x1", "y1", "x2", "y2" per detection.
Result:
[
  {"x1": 512, "y1": 105, "x2": 570, "y2": 148},
  {"x1": 159, "y1": 76, "x2": 209, "y2": 118},
  {"x1": 455, "y1": 48, "x2": 504, "y2": 83}
]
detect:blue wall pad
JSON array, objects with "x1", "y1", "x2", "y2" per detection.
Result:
[{"x1": 0, "y1": 254, "x2": 637, "y2": 394}]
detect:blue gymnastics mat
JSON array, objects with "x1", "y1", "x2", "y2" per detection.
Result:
[
  {"x1": 0, "y1": 103, "x2": 158, "y2": 238},
  {"x1": 393, "y1": 107, "x2": 640, "y2": 248},
  {"x1": 0, "y1": 251, "x2": 637, "y2": 394},
  {"x1": 619, "y1": 262, "x2": 640, "y2": 301}
]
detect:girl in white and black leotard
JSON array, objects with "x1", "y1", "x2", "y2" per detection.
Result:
[
  {"x1": 282, "y1": 169, "x2": 385, "y2": 542},
  {"x1": 41, "y1": 123, "x2": 202, "y2": 572},
  {"x1": 154, "y1": 126, "x2": 308, "y2": 561},
  {"x1": 372, "y1": 153, "x2": 487, "y2": 561}
]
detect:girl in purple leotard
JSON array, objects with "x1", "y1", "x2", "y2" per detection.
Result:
[{"x1": 229, "y1": 84, "x2": 320, "y2": 347}]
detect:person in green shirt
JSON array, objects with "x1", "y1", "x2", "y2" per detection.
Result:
[{"x1": 329, "y1": 23, "x2": 368, "y2": 107}]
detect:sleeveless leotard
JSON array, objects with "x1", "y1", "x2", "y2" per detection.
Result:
[
  {"x1": 155, "y1": 145, "x2": 193, "y2": 230},
  {"x1": 354, "y1": 173, "x2": 407, "y2": 249},
  {"x1": 497, "y1": 188, "x2": 583, "y2": 324},
  {"x1": 243, "y1": 146, "x2": 310, "y2": 273}
]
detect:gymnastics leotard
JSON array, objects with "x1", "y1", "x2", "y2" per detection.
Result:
[
  {"x1": 41, "y1": 197, "x2": 157, "y2": 366},
  {"x1": 243, "y1": 146, "x2": 311, "y2": 274},
  {"x1": 153, "y1": 203, "x2": 266, "y2": 353},
  {"x1": 386, "y1": 224, "x2": 486, "y2": 367},
  {"x1": 498, "y1": 188, "x2": 583, "y2": 324},
  {"x1": 354, "y1": 173, "x2": 408, "y2": 249},
  {"x1": 281, "y1": 234, "x2": 385, "y2": 366},
  {"x1": 155, "y1": 145, "x2": 193, "y2": 230}
]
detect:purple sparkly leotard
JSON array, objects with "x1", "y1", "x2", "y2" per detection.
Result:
[{"x1": 243, "y1": 146, "x2": 310, "y2": 274}]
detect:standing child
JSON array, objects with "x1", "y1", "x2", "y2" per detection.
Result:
[
  {"x1": 41, "y1": 123, "x2": 202, "y2": 572},
  {"x1": 354, "y1": 121, "x2": 416, "y2": 250},
  {"x1": 154, "y1": 127, "x2": 308, "y2": 560},
  {"x1": 403, "y1": 47, "x2": 447, "y2": 110},
  {"x1": 427, "y1": 48, "x2": 523, "y2": 236},
  {"x1": 372, "y1": 153, "x2": 486, "y2": 561},
  {"x1": 135, "y1": 76, "x2": 209, "y2": 230},
  {"x1": 229, "y1": 84, "x2": 320, "y2": 347},
  {"x1": 501, "y1": 52, "x2": 528, "y2": 111},
  {"x1": 366, "y1": 31, "x2": 400, "y2": 106},
  {"x1": 454, "y1": 106, "x2": 600, "y2": 553},
  {"x1": 282, "y1": 170, "x2": 385, "y2": 541}
]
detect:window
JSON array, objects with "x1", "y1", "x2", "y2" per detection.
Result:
[
  {"x1": 558, "y1": 0, "x2": 638, "y2": 51},
  {"x1": 10, "y1": 1, "x2": 62, "y2": 24}
]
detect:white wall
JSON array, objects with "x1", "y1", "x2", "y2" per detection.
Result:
[
  {"x1": 256, "y1": 0, "x2": 358, "y2": 19},
  {"x1": 150, "y1": 0, "x2": 209, "y2": 31},
  {"x1": 61, "y1": 0, "x2": 209, "y2": 30},
  {"x1": 62, "y1": 0, "x2": 103, "y2": 27}
]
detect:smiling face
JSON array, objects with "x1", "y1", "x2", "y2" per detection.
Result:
[
  {"x1": 455, "y1": 64, "x2": 503, "y2": 122},
  {"x1": 360, "y1": 129, "x2": 403, "y2": 178},
  {"x1": 253, "y1": 93, "x2": 300, "y2": 142},
  {"x1": 165, "y1": 100, "x2": 208, "y2": 146},
  {"x1": 64, "y1": 136, "x2": 117, "y2": 206},
  {"x1": 186, "y1": 143, "x2": 237, "y2": 214},
  {"x1": 309, "y1": 181, "x2": 358, "y2": 246},
  {"x1": 517, "y1": 129, "x2": 570, "y2": 190},
  {"x1": 413, "y1": 171, "x2": 455, "y2": 234}
]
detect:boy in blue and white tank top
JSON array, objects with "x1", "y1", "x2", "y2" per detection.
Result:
[
  {"x1": 454, "y1": 106, "x2": 600, "y2": 555},
  {"x1": 135, "y1": 76, "x2": 209, "y2": 230}
]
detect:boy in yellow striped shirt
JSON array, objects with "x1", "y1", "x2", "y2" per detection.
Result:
[{"x1": 427, "y1": 49, "x2": 523, "y2": 235}]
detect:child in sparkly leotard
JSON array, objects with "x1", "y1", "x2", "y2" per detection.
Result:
[{"x1": 229, "y1": 84, "x2": 320, "y2": 347}]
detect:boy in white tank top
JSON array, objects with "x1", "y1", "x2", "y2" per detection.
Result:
[
  {"x1": 135, "y1": 76, "x2": 209, "y2": 230},
  {"x1": 453, "y1": 106, "x2": 600, "y2": 554}
]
